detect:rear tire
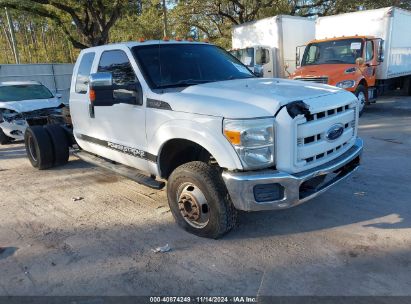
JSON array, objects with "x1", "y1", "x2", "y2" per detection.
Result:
[
  {"x1": 44, "y1": 124, "x2": 69, "y2": 166},
  {"x1": 355, "y1": 85, "x2": 367, "y2": 117},
  {"x1": 24, "y1": 126, "x2": 54, "y2": 169},
  {"x1": 0, "y1": 128, "x2": 11, "y2": 145},
  {"x1": 167, "y1": 161, "x2": 237, "y2": 239}
]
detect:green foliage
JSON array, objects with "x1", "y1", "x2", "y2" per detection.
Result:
[{"x1": 0, "y1": 0, "x2": 407, "y2": 63}]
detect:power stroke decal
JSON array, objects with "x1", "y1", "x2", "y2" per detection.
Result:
[{"x1": 77, "y1": 134, "x2": 157, "y2": 162}]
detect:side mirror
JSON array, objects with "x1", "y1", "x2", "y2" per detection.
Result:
[
  {"x1": 90, "y1": 72, "x2": 142, "y2": 106},
  {"x1": 378, "y1": 39, "x2": 385, "y2": 63},
  {"x1": 55, "y1": 93, "x2": 62, "y2": 99},
  {"x1": 90, "y1": 72, "x2": 113, "y2": 88},
  {"x1": 356, "y1": 57, "x2": 365, "y2": 66}
]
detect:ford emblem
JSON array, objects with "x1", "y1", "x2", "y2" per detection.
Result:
[{"x1": 326, "y1": 124, "x2": 344, "y2": 141}]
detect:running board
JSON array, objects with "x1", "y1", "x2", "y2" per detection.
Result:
[{"x1": 73, "y1": 151, "x2": 165, "y2": 190}]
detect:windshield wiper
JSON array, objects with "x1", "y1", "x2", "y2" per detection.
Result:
[
  {"x1": 156, "y1": 79, "x2": 215, "y2": 89},
  {"x1": 227, "y1": 75, "x2": 255, "y2": 80},
  {"x1": 323, "y1": 59, "x2": 347, "y2": 63}
]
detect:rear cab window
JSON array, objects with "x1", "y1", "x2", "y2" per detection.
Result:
[{"x1": 75, "y1": 52, "x2": 95, "y2": 94}]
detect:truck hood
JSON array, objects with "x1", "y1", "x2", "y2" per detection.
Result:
[
  {"x1": 0, "y1": 98, "x2": 61, "y2": 113},
  {"x1": 161, "y1": 78, "x2": 351, "y2": 118},
  {"x1": 292, "y1": 64, "x2": 358, "y2": 84}
]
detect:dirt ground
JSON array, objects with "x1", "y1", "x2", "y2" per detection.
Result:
[{"x1": 1, "y1": 95, "x2": 410, "y2": 297}]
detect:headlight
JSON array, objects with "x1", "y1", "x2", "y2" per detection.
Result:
[
  {"x1": 224, "y1": 118, "x2": 275, "y2": 169},
  {"x1": 12, "y1": 119, "x2": 27, "y2": 126},
  {"x1": 336, "y1": 80, "x2": 355, "y2": 89}
]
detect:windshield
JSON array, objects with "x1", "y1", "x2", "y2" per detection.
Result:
[
  {"x1": 0, "y1": 84, "x2": 54, "y2": 102},
  {"x1": 229, "y1": 48, "x2": 255, "y2": 67},
  {"x1": 132, "y1": 44, "x2": 255, "y2": 89},
  {"x1": 302, "y1": 39, "x2": 364, "y2": 66}
]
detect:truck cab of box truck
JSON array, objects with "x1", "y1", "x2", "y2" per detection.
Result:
[
  {"x1": 231, "y1": 15, "x2": 315, "y2": 79},
  {"x1": 291, "y1": 36, "x2": 384, "y2": 115},
  {"x1": 229, "y1": 46, "x2": 273, "y2": 77}
]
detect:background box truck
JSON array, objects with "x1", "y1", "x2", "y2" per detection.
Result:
[
  {"x1": 231, "y1": 15, "x2": 315, "y2": 78},
  {"x1": 292, "y1": 7, "x2": 411, "y2": 114}
]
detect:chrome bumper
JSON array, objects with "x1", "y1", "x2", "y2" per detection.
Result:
[{"x1": 222, "y1": 138, "x2": 363, "y2": 211}]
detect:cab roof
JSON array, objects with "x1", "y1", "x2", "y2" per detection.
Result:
[
  {"x1": 308, "y1": 35, "x2": 376, "y2": 44},
  {"x1": 83, "y1": 40, "x2": 210, "y2": 52}
]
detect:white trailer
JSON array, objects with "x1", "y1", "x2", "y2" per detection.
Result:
[
  {"x1": 231, "y1": 15, "x2": 315, "y2": 78},
  {"x1": 316, "y1": 6, "x2": 411, "y2": 83}
]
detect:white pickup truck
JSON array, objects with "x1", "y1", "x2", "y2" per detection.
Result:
[{"x1": 24, "y1": 41, "x2": 363, "y2": 238}]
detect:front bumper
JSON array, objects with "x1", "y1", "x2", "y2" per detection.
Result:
[
  {"x1": 0, "y1": 121, "x2": 27, "y2": 140},
  {"x1": 222, "y1": 138, "x2": 363, "y2": 211}
]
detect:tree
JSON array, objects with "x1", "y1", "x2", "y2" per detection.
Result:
[
  {"x1": 110, "y1": 0, "x2": 165, "y2": 42},
  {"x1": 0, "y1": 0, "x2": 126, "y2": 49},
  {"x1": 0, "y1": 9, "x2": 78, "y2": 63}
]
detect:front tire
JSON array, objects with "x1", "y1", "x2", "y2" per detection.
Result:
[
  {"x1": 167, "y1": 161, "x2": 237, "y2": 239},
  {"x1": 355, "y1": 85, "x2": 367, "y2": 116}
]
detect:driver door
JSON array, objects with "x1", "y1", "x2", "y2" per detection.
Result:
[
  {"x1": 364, "y1": 40, "x2": 376, "y2": 87},
  {"x1": 86, "y1": 49, "x2": 149, "y2": 171}
]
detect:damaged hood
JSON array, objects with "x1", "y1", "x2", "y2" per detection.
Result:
[
  {"x1": 160, "y1": 78, "x2": 356, "y2": 118},
  {"x1": 0, "y1": 98, "x2": 61, "y2": 113}
]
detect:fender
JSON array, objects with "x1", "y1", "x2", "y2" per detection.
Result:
[{"x1": 146, "y1": 116, "x2": 243, "y2": 175}]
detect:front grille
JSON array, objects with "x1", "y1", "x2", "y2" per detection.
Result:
[
  {"x1": 296, "y1": 102, "x2": 357, "y2": 166},
  {"x1": 296, "y1": 77, "x2": 329, "y2": 84}
]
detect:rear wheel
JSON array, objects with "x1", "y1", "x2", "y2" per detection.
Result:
[
  {"x1": 355, "y1": 85, "x2": 367, "y2": 116},
  {"x1": 0, "y1": 128, "x2": 11, "y2": 145},
  {"x1": 24, "y1": 126, "x2": 54, "y2": 169},
  {"x1": 167, "y1": 161, "x2": 237, "y2": 239},
  {"x1": 44, "y1": 124, "x2": 69, "y2": 166}
]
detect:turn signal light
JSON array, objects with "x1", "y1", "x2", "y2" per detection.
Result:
[
  {"x1": 224, "y1": 130, "x2": 241, "y2": 145},
  {"x1": 89, "y1": 89, "x2": 96, "y2": 102}
]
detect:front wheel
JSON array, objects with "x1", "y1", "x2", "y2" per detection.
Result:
[
  {"x1": 355, "y1": 85, "x2": 367, "y2": 116},
  {"x1": 167, "y1": 161, "x2": 237, "y2": 239}
]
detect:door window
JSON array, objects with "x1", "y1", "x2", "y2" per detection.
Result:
[
  {"x1": 98, "y1": 50, "x2": 138, "y2": 102},
  {"x1": 75, "y1": 52, "x2": 95, "y2": 94},
  {"x1": 256, "y1": 48, "x2": 269, "y2": 65},
  {"x1": 98, "y1": 50, "x2": 137, "y2": 85}
]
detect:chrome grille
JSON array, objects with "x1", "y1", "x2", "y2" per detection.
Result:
[
  {"x1": 296, "y1": 102, "x2": 357, "y2": 166},
  {"x1": 296, "y1": 77, "x2": 329, "y2": 84}
]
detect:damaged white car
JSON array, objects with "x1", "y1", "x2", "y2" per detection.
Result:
[{"x1": 0, "y1": 81, "x2": 64, "y2": 144}]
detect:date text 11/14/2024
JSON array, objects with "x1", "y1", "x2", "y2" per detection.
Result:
[{"x1": 149, "y1": 296, "x2": 258, "y2": 303}]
